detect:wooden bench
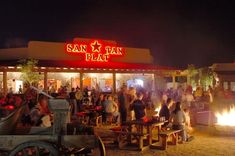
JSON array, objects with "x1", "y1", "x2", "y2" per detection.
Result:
[
  {"x1": 114, "y1": 130, "x2": 149, "y2": 150},
  {"x1": 158, "y1": 129, "x2": 182, "y2": 150}
]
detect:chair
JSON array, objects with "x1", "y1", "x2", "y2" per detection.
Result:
[
  {"x1": 106, "y1": 113, "x2": 113, "y2": 124},
  {"x1": 0, "y1": 104, "x2": 26, "y2": 135},
  {"x1": 96, "y1": 115, "x2": 102, "y2": 127}
]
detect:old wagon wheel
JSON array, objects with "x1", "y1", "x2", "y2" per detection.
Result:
[
  {"x1": 75, "y1": 136, "x2": 106, "y2": 156},
  {"x1": 9, "y1": 141, "x2": 58, "y2": 156},
  {"x1": 92, "y1": 136, "x2": 106, "y2": 156},
  {"x1": 117, "y1": 126, "x2": 129, "y2": 148}
]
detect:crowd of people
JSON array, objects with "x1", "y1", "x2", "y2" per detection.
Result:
[
  {"x1": 26, "y1": 83, "x2": 234, "y2": 127},
  {"x1": 58, "y1": 83, "x2": 235, "y2": 142},
  {"x1": 1, "y1": 81, "x2": 234, "y2": 142}
]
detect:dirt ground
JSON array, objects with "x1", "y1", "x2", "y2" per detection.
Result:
[{"x1": 97, "y1": 127, "x2": 235, "y2": 156}]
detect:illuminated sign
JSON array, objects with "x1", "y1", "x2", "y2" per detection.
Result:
[{"x1": 65, "y1": 40, "x2": 125, "y2": 62}]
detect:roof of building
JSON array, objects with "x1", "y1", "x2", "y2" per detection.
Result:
[
  {"x1": 0, "y1": 40, "x2": 154, "y2": 64},
  {"x1": 0, "y1": 38, "x2": 178, "y2": 71},
  {"x1": 0, "y1": 59, "x2": 178, "y2": 71},
  {"x1": 212, "y1": 63, "x2": 235, "y2": 71}
]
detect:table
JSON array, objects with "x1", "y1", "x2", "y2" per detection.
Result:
[
  {"x1": 120, "y1": 120, "x2": 165, "y2": 150},
  {"x1": 76, "y1": 108, "x2": 100, "y2": 125}
]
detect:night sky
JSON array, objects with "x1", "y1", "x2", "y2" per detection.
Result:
[{"x1": 0, "y1": 0, "x2": 234, "y2": 68}]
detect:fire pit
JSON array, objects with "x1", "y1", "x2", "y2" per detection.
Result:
[
  {"x1": 214, "y1": 106, "x2": 235, "y2": 136},
  {"x1": 152, "y1": 106, "x2": 161, "y2": 120},
  {"x1": 215, "y1": 106, "x2": 235, "y2": 126}
]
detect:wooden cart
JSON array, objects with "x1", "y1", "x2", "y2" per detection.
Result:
[{"x1": 0, "y1": 98, "x2": 106, "y2": 156}]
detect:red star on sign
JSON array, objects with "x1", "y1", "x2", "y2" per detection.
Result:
[{"x1": 91, "y1": 40, "x2": 102, "y2": 52}]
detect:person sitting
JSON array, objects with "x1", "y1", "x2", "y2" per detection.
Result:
[
  {"x1": 159, "y1": 98, "x2": 174, "y2": 126},
  {"x1": 30, "y1": 96, "x2": 52, "y2": 127},
  {"x1": 169, "y1": 102, "x2": 189, "y2": 142},
  {"x1": 129, "y1": 92, "x2": 146, "y2": 120},
  {"x1": 96, "y1": 94, "x2": 105, "y2": 107},
  {"x1": 104, "y1": 95, "x2": 120, "y2": 124}
]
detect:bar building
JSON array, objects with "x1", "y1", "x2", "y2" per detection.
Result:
[
  {"x1": 211, "y1": 62, "x2": 235, "y2": 92},
  {"x1": 0, "y1": 38, "x2": 185, "y2": 94}
]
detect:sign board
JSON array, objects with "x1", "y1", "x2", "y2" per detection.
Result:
[{"x1": 65, "y1": 39, "x2": 125, "y2": 62}]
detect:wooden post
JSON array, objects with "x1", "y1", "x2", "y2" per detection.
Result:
[
  {"x1": 80, "y1": 72, "x2": 83, "y2": 91},
  {"x1": 44, "y1": 71, "x2": 47, "y2": 92},
  {"x1": 228, "y1": 82, "x2": 231, "y2": 91},
  {"x1": 139, "y1": 136, "x2": 144, "y2": 150},
  {"x1": 172, "y1": 133, "x2": 178, "y2": 145},
  {"x1": 172, "y1": 75, "x2": 176, "y2": 89},
  {"x1": 3, "y1": 71, "x2": 7, "y2": 95},
  {"x1": 147, "y1": 125, "x2": 153, "y2": 145},
  {"x1": 162, "y1": 136, "x2": 167, "y2": 150},
  {"x1": 113, "y1": 73, "x2": 116, "y2": 94},
  {"x1": 154, "y1": 73, "x2": 157, "y2": 91}
]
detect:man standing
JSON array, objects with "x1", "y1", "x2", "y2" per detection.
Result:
[
  {"x1": 69, "y1": 88, "x2": 77, "y2": 116},
  {"x1": 118, "y1": 85, "x2": 128, "y2": 124},
  {"x1": 75, "y1": 87, "x2": 83, "y2": 112},
  {"x1": 130, "y1": 92, "x2": 146, "y2": 120}
]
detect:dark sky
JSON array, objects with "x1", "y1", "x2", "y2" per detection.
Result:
[{"x1": 0, "y1": 0, "x2": 234, "y2": 68}]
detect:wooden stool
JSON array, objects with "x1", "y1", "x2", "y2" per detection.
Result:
[
  {"x1": 96, "y1": 115, "x2": 102, "y2": 127},
  {"x1": 106, "y1": 113, "x2": 113, "y2": 124}
]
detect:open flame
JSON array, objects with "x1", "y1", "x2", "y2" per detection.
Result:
[
  {"x1": 215, "y1": 106, "x2": 235, "y2": 126},
  {"x1": 154, "y1": 106, "x2": 161, "y2": 116}
]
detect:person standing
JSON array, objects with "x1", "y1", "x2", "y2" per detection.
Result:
[
  {"x1": 130, "y1": 92, "x2": 146, "y2": 120},
  {"x1": 95, "y1": 93, "x2": 106, "y2": 122},
  {"x1": 118, "y1": 85, "x2": 128, "y2": 124},
  {"x1": 128, "y1": 87, "x2": 137, "y2": 120},
  {"x1": 69, "y1": 88, "x2": 77, "y2": 116},
  {"x1": 18, "y1": 85, "x2": 23, "y2": 94},
  {"x1": 75, "y1": 87, "x2": 83, "y2": 112},
  {"x1": 185, "y1": 90, "x2": 194, "y2": 108}
]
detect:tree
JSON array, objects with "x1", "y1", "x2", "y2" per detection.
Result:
[
  {"x1": 186, "y1": 64, "x2": 198, "y2": 88},
  {"x1": 200, "y1": 68, "x2": 216, "y2": 90},
  {"x1": 17, "y1": 59, "x2": 42, "y2": 86}
]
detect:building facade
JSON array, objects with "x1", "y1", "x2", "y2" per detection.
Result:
[
  {"x1": 0, "y1": 38, "x2": 185, "y2": 94},
  {"x1": 212, "y1": 63, "x2": 235, "y2": 92}
]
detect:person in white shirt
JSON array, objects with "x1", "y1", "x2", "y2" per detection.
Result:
[
  {"x1": 169, "y1": 102, "x2": 187, "y2": 142},
  {"x1": 104, "y1": 95, "x2": 120, "y2": 124},
  {"x1": 30, "y1": 97, "x2": 52, "y2": 127}
]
